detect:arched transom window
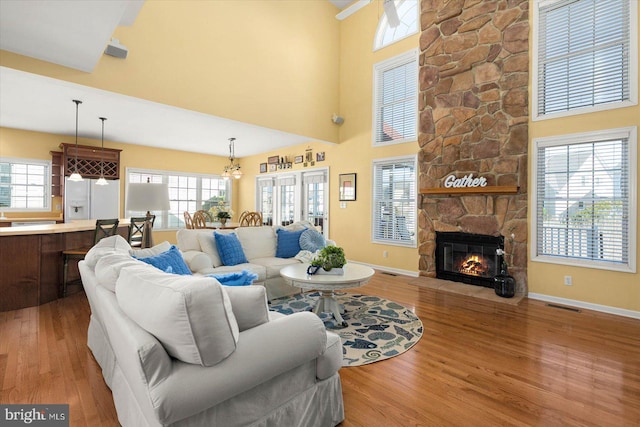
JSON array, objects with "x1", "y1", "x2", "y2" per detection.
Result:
[{"x1": 374, "y1": 0, "x2": 419, "y2": 51}]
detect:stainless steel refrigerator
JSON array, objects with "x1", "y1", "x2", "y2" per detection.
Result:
[{"x1": 64, "y1": 177, "x2": 120, "y2": 222}]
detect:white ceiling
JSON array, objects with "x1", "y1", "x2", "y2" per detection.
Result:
[{"x1": 0, "y1": 0, "x2": 353, "y2": 158}]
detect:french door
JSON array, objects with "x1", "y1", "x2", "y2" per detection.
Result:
[{"x1": 256, "y1": 168, "x2": 329, "y2": 236}]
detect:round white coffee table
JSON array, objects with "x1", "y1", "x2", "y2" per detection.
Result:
[{"x1": 280, "y1": 263, "x2": 375, "y2": 326}]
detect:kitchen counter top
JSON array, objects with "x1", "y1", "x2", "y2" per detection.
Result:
[{"x1": 0, "y1": 219, "x2": 130, "y2": 236}]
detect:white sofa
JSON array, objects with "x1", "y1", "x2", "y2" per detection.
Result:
[
  {"x1": 177, "y1": 223, "x2": 331, "y2": 300},
  {"x1": 79, "y1": 235, "x2": 344, "y2": 427}
]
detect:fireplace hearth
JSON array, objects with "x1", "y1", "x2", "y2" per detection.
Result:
[{"x1": 435, "y1": 232, "x2": 504, "y2": 288}]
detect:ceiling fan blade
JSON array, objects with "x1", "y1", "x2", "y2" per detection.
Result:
[{"x1": 383, "y1": 0, "x2": 400, "y2": 27}]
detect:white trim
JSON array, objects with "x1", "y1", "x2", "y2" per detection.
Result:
[
  {"x1": 530, "y1": 126, "x2": 637, "y2": 273},
  {"x1": 347, "y1": 260, "x2": 419, "y2": 278},
  {"x1": 531, "y1": 0, "x2": 638, "y2": 121},
  {"x1": 336, "y1": 0, "x2": 371, "y2": 21},
  {"x1": 528, "y1": 293, "x2": 640, "y2": 320}
]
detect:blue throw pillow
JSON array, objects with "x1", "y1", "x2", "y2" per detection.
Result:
[
  {"x1": 276, "y1": 228, "x2": 305, "y2": 258},
  {"x1": 209, "y1": 270, "x2": 258, "y2": 286},
  {"x1": 299, "y1": 228, "x2": 326, "y2": 253},
  {"x1": 214, "y1": 232, "x2": 248, "y2": 266},
  {"x1": 133, "y1": 245, "x2": 192, "y2": 275}
]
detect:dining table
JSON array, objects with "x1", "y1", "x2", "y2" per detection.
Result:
[{"x1": 204, "y1": 222, "x2": 240, "y2": 230}]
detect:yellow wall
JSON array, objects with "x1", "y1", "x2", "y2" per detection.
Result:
[
  {"x1": 527, "y1": 3, "x2": 640, "y2": 311},
  {"x1": 0, "y1": 0, "x2": 340, "y2": 144},
  {"x1": 0, "y1": 126, "x2": 232, "y2": 244},
  {"x1": 239, "y1": 3, "x2": 421, "y2": 274},
  {"x1": 4, "y1": 1, "x2": 637, "y2": 310}
]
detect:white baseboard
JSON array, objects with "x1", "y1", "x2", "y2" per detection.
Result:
[
  {"x1": 347, "y1": 260, "x2": 419, "y2": 278},
  {"x1": 528, "y1": 293, "x2": 640, "y2": 320}
]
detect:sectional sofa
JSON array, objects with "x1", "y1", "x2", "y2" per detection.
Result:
[
  {"x1": 176, "y1": 222, "x2": 332, "y2": 300},
  {"x1": 78, "y1": 235, "x2": 344, "y2": 426}
]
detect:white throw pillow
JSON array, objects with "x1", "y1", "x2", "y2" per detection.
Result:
[
  {"x1": 95, "y1": 253, "x2": 145, "y2": 292},
  {"x1": 235, "y1": 226, "x2": 276, "y2": 260},
  {"x1": 115, "y1": 265, "x2": 240, "y2": 366},
  {"x1": 196, "y1": 233, "x2": 223, "y2": 267},
  {"x1": 85, "y1": 235, "x2": 132, "y2": 268},
  {"x1": 128, "y1": 241, "x2": 171, "y2": 258}
]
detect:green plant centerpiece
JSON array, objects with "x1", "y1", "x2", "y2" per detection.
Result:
[{"x1": 308, "y1": 245, "x2": 346, "y2": 275}]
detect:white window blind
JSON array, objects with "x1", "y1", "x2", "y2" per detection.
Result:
[
  {"x1": 536, "y1": 0, "x2": 632, "y2": 117},
  {"x1": 0, "y1": 158, "x2": 50, "y2": 211},
  {"x1": 533, "y1": 127, "x2": 636, "y2": 272},
  {"x1": 373, "y1": 49, "x2": 418, "y2": 145},
  {"x1": 372, "y1": 156, "x2": 416, "y2": 246}
]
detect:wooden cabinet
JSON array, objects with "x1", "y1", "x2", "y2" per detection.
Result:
[
  {"x1": 59, "y1": 143, "x2": 122, "y2": 180},
  {"x1": 51, "y1": 150, "x2": 64, "y2": 197}
]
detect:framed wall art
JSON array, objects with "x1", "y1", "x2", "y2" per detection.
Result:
[
  {"x1": 268, "y1": 155, "x2": 280, "y2": 164},
  {"x1": 294, "y1": 155, "x2": 304, "y2": 164},
  {"x1": 259, "y1": 163, "x2": 267, "y2": 173},
  {"x1": 339, "y1": 173, "x2": 356, "y2": 201}
]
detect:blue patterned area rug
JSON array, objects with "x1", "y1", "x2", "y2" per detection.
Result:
[{"x1": 269, "y1": 292, "x2": 423, "y2": 367}]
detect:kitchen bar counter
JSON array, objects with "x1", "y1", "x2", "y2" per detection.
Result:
[
  {"x1": 1, "y1": 219, "x2": 130, "y2": 312},
  {"x1": 0, "y1": 216, "x2": 64, "y2": 227},
  {"x1": 0, "y1": 219, "x2": 129, "y2": 235}
]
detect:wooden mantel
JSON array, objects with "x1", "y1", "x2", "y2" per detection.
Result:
[{"x1": 420, "y1": 186, "x2": 519, "y2": 195}]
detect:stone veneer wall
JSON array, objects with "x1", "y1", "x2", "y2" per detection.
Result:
[{"x1": 417, "y1": 0, "x2": 529, "y2": 293}]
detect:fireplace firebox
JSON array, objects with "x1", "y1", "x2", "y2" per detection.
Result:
[{"x1": 435, "y1": 232, "x2": 504, "y2": 288}]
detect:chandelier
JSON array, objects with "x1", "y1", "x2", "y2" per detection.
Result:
[{"x1": 221, "y1": 137, "x2": 242, "y2": 180}]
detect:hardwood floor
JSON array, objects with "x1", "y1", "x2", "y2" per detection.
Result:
[{"x1": 1, "y1": 272, "x2": 639, "y2": 426}]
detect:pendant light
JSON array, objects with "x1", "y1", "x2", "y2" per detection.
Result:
[
  {"x1": 68, "y1": 99, "x2": 84, "y2": 182},
  {"x1": 221, "y1": 137, "x2": 242, "y2": 180},
  {"x1": 96, "y1": 117, "x2": 108, "y2": 186}
]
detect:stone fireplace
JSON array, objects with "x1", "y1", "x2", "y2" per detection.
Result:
[
  {"x1": 417, "y1": 0, "x2": 529, "y2": 294},
  {"x1": 436, "y1": 231, "x2": 503, "y2": 288}
]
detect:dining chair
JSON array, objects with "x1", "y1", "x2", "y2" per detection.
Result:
[
  {"x1": 192, "y1": 210, "x2": 208, "y2": 229},
  {"x1": 62, "y1": 218, "x2": 119, "y2": 296},
  {"x1": 183, "y1": 211, "x2": 194, "y2": 229},
  {"x1": 195, "y1": 209, "x2": 213, "y2": 222},
  {"x1": 128, "y1": 215, "x2": 156, "y2": 248},
  {"x1": 239, "y1": 211, "x2": 263, "y2": 227}
]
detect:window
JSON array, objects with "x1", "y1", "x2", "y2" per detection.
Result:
[
  {"x1": 373, "y1": 0, "x2": 419, "y2": 51},
  {"x1": 373, "y1": 49, "x2": 418, "y2": 146},
  {"x1": 531, "y1": 127, "x2": 637, "y2": 272},
  {"x1": 0, "y1": 158, "x2": 50, "y2": 211},
  {"x1": 257, "y1": 177, "x2": 274, "y2": 226},
  {"x1": 303, "y1": 171, "x2": 327, "y2": 231},
  {"x1": 372, "y1": 156, "x2": 417, "y2": 246},
  {"x1": 255, "y1": 169, "x2": 329, "y2": 233},
  {"x1": 533, "y1": 0, "x2": 637, "y2": 119},
  {"x1": 127, "y1": 169, "x2": 230, "y2": 230}
]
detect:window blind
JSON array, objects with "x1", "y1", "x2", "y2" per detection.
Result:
[
  {"x1": 537, "y1": 0, "x2": 631, "y2": 116},
  {"x1": 372, "y1": 157, "x2": 416, "y2": 245},
  {"x1": 535, "y1": 136, "x2": 630, "y2": 265},
  {"x1": 303, "y1": 171, "x2": 326, "y2": 185},
  {"x1": 373, "y1": 50, "x2": 418, "y2": 145}
]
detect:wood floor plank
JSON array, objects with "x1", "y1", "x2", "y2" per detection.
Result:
[{"x1": 0, "y1": 272, "x2": 638, "y2": 426}]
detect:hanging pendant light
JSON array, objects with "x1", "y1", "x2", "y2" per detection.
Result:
[
  {"x1": 96, "y1": 117, "x2": 108, "y2": 186},
  {"x1": 68, "y1": 99, "x2": 84, "y2": 182},
  {"x1": 221, "y1": 137, "x2": 242, "y2": 180}
]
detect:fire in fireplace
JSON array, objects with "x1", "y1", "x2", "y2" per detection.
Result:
[{"x1": 435, "y1": 232, "x2": 504, "y2": 288}]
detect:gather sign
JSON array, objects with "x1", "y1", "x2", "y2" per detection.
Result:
[{"x1": 443, "y1": 173, "x2": 487, "y2": 188}]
